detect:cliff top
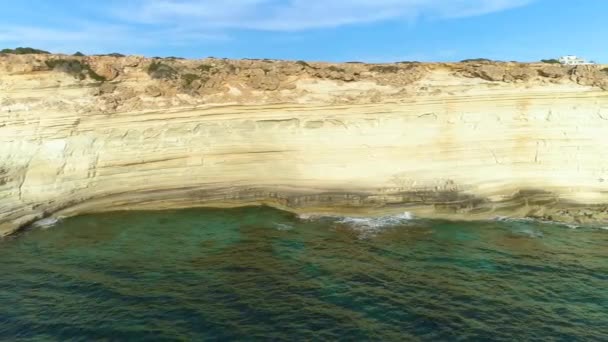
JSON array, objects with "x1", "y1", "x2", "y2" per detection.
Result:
[{"x1": 1, "y1": 52, "x2": 607, "y2": 114}]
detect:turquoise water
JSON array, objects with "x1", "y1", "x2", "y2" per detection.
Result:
[{"x1": 1, "y1": 206, "x2": 607, "y2": 341}]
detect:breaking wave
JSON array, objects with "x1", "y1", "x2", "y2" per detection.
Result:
[
  {"x1": 31, "y1": 217, "x2": 61, "y2": 229},
  {"x1": 299, "y1": 212, "x2": 415, "y2": 238}
]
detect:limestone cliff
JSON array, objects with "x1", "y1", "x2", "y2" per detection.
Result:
[{"x1": 2, "y1": 53, "x2": 608, "y2": 236}]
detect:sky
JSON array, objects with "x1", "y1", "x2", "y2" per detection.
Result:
[{"x1": 0, "y1": 0, "x2": 606, "y2": 63}]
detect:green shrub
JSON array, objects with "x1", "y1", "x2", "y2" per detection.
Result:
[
  {"x1": 541, "y1": 59, "x2": 561, "y2": 64},
  {"x1": 181, "y1": 73, "x2": 200, "y2": 86},
  {"x1": 45, "y1": 59, "x2": 85, "y2": 77},
  {"x1": 461, "y1": 58, "x2": 493, "y2": 63},
  {"x1": 148, "y1": 61, "x2": 177, "y2": 79},
  {"x1": 601, "y1": 67, "x2": 608, "y2": 74},
  {"x1": 1, "y1": 47, "x2": 50, "y2": 54},
  {"x1": 370, "y1": 65, "x2": 400, "y2": 73},
  {"x1": 196, "y1": 64, "x2": 214, "y2": 73},
  {"x1": 180, "y1": 73, "x2": 209, "y2": 91},
  {"x1": 45, "y1": 59, "x2": 106, "y2": 82},
  {"x1": 296, "y1": 60, "x2": 313, "y2": 68}
]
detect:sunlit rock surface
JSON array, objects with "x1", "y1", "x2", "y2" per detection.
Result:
[{"x1": 1, "y1": 53, "x2": 608, "y2": 235}]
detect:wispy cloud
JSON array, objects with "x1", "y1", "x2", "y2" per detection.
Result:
[
  {"x1": 123, "y1": 0, "x2": 534, "y2": 30},
  {"x1": 0, "y1": 0, "x2": 534, "y2": 54}
]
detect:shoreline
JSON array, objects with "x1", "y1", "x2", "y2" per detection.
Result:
[
  {"x1": 5, "y1": 187, "x2": 608, "y2": 238},
  {"x1": 8, "y1": 203, "x2": 606, "y2": 241}
]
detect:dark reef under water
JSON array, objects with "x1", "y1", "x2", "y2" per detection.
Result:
[{"x1": 0, "y1": 206, "x2": 607, "y2": 341}]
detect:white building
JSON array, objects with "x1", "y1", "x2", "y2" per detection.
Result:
[{"x1": 559, "y1": 55, "x2": 595, "y2": 65}]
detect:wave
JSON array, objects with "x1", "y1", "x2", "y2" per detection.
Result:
[
  {"x1": 32, "y1": 217, "x2": 61, "y2": 229},
  {"x1": 273, "y1": 223, "x2": 295, "y2": 231},
  {"x1": 297, "y1": 212, "x2": 606, "y2": 239},
  {"x1": 335, "y1": 212, "x2": 414, "y2": 229},
  {"x1": 299, "y1": 212, "x2": 414, "y2": 238}
]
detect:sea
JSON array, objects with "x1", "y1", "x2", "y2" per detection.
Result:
[{"x1": 0, "y1": 206, "x2": 607, "y2": 340}]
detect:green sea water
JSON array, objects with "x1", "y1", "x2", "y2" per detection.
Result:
[{"x1": 1, "y1": 206, "x2": 607, "y2": 341}]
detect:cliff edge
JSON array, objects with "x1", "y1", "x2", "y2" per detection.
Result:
[{"x1": 2, "y1": 53, "x2": 608, "y2": 235}]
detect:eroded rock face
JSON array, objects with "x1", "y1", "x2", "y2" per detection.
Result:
[
  {"x1": 87, "y1": 60, "x2": 120, "y2": 81},
  {"x1": 537, "y1": 65, "x2": 569, "y2": 78},
  {"x1": 145, "y1": 85, "x2": 163, "y2": 97},
  {"x1": 1, "y1": 53, "x2": 608, "y2": 236},
  {"x1": 505, "y1": 66, "x2": 537, "y2": 82},
  {"x1": 467, "y1": 64, "x2": 506, "y2": 81},
  {"x1": 570, "y1": 66, "x2": 608, "y2": 90},
  {"x1": 242, "y1": 68, "x2": 281, "y2": 90}
]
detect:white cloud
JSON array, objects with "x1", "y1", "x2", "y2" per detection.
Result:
[
  {"x1": 0, "y1": 0, "x2": 533, "y2": 54},
  {"x1": 123, "y1": 0, "x2": 534, "y2": 30}
]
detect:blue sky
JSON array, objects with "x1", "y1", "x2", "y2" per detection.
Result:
[{"x1": 0, "y1": 0, "x2": 605, "y2": 62}]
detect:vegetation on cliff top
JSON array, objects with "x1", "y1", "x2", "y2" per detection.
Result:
[
  {"x1": 196, "y1": 64, "x2": 214, "y2": 73},
  {"x1": 460, "y1": 58, "x2": 494, "y2": 63},
  {"x1": 181, "y1": 73, "x2": 200, "y2": 84},
  {"x1": 100, "y1": 53, "x2": 126, "y2": 58},
  {"x1": 1, "y1": 47, "x2": 50, "y2": 54},
  {"x1": 296, "y1": 60, "x2": 315, "y2": 69},
  {"x1": 45, "y1": 59, "x2": 106, "y2": 82},
  {"x1": 541, "y1": 59, "x2": 561, "y2": 64},
  {"x1": 148, "y1": 61, "x2": 178, "y2": 79}
]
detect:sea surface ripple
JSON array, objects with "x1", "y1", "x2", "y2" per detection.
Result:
[{"x1": 1, "y1": 206, "x2": 607, "y2": 340}]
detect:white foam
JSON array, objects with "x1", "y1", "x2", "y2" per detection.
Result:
[
  {"x1": 299, "y1": 212, "x2": 414, "y2": 238},
  {"x1": 336, "y1": 212, "x2": 414, "y2": 229},
  {"x1": 273, "y1": 223, "x2": 294, "y2": 231},
  {"x1": 493, "y1": 216, "x2": 512, "y2": 222},
  {"x1": 32, "y1": 217, "x2": 60, "y2": 229},
  {"x1": 297, "y1": 213, "x2": 318, "y2": 220}
]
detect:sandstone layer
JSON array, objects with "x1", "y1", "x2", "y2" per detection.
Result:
[{"x1": 1, "y1": 53, "x2": 608, "y2": 236}]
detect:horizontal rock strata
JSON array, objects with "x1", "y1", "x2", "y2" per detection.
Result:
[{"x1": 1, "y1": 53, "x2": 608, "y2": 235}]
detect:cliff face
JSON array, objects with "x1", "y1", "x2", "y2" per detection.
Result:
[{"x1": 1, "y1": 53, "x2": 608, "y2": 236}]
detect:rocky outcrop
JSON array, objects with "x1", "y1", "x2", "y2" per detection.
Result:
[{"x1": 1, "y1": 53, "x2": 608, "y2": 236}]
